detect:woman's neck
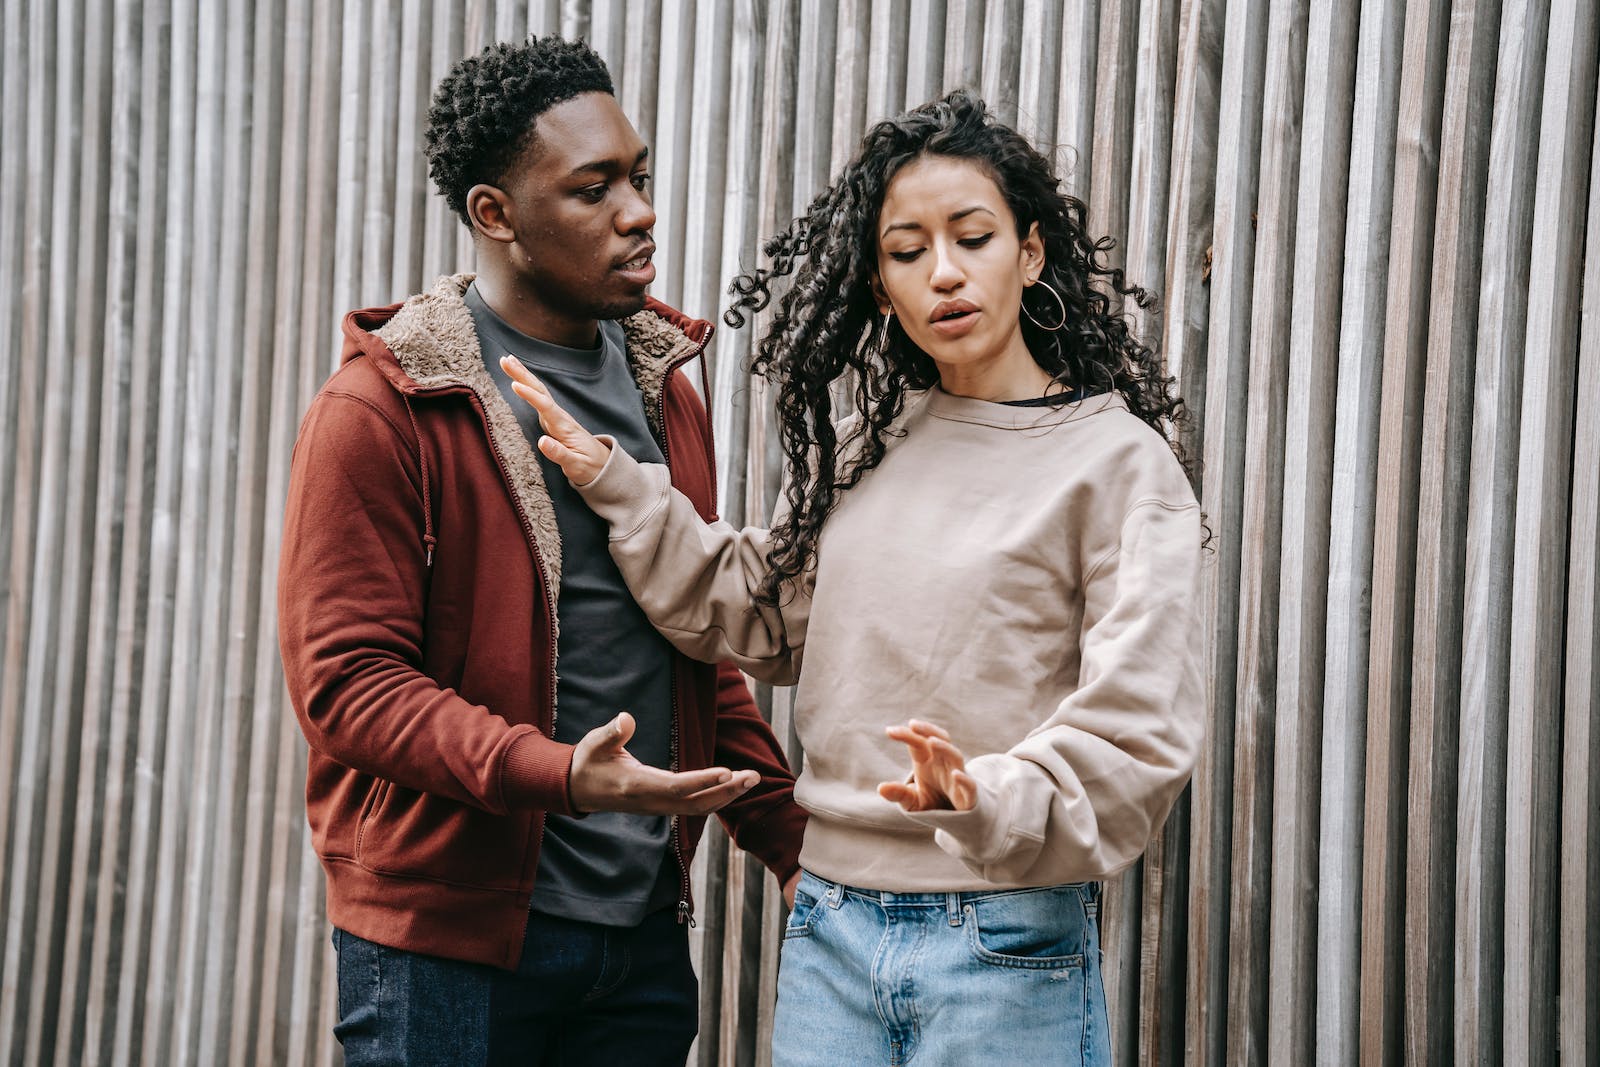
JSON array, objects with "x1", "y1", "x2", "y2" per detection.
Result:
[{"x1": 933, "y1": 335, "x2": 1055, "y2": 402}]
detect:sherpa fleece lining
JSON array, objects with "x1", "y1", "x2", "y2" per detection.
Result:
[{"x1": 372, "y1": 272, "x2": 706, "y2": 605}]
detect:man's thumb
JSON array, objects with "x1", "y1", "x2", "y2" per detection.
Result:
[{"x1": 608, "y1": 711, "x2": 636, "y2": 747}]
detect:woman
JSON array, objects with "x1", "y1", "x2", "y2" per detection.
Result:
[{"x1": 503, "y1": 90, "x2": 1203, "y2": 1065}]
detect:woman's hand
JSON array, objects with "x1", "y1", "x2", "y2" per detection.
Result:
[
  {"x1": 877, "y1": 719, "x2": 977, "y2": 813},
  {"x1": 499, "y1": 355, "x2": 612, "y2": 486}
]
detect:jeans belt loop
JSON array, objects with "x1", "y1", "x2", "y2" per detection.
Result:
[{"x1": 946, "y1": 892, "x2": 963, "y2": 926}]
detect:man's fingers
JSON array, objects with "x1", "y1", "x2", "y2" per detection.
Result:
[{"x1": 680, "y1": 769, "x2": 760, "y2": 812}]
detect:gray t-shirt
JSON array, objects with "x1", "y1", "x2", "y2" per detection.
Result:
[{"x1": 469, "y1": 284, "x2": 679, "y2": 926}]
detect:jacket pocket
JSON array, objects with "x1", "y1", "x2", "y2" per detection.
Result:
[{"x1": 354, "y1": 782, "x2": 533, "y2": 892}]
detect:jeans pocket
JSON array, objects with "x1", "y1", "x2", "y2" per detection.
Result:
[
  {"x1": 964, "y1": 885, "x2": 1089, "y2": 970},
  {"x1": 782, "y1": 872, "x2": 831, "y2": 940}
]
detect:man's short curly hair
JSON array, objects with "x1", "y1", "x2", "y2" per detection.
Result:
[{"x1": 424, "y1": 36, "x2": 615, "y2": 226}]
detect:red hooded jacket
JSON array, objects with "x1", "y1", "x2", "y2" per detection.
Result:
[{"x1": 278, "y1": 274, "x2": 806, "y2": 969}]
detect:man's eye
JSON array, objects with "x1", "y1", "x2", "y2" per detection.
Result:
[
  {"x1": 887, "y1": 249, "x2": 923, "y2": 263},
  {"x1": 631, "y1": 173, "x2": 652, "y2": 190},
  {"x1": 958, "y1": 233, "x2": 994, "y2": 248},
  {"x1": 577, "y1": 185, "x2": 607, "y2": 202}
]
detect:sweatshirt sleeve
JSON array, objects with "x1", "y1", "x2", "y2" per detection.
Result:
[
  {"x1": 904, "y1": 497, "x2": 1205, "y2": 883},
  {"x1": 277, "y1": 391, "x2": 577, "y2": 816},
  {"x1": 573, "y1": 438, "x2": 809, "y2": 685}
]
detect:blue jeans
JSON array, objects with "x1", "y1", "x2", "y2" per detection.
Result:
[
  {"x1": 333, "y1": 907, "x2": 697, "y2": 1066},
  {"x1": 771, "y1": 871, "x2": 1111, "y2": 1066}
]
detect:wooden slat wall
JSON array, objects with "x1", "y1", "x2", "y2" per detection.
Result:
[{"x1": 2, "y1": 3, "x2": 1596, "y2": 1064}]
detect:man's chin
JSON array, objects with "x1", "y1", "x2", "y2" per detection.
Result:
[{"x1": 596, "y1": 291, "x2": 651, "y2": 321}]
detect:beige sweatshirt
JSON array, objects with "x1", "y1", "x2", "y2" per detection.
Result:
[{"x1": 578, "y1": 387, "x2": 1204, "y2": 891}]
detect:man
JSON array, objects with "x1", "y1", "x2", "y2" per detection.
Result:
[{"x1": 278, "y1": 36, "x2": 806, "y2": 1065}]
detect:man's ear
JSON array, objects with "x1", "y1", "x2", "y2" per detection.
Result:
[
  {"x1": 466, "y1": 184, "x2": 518, "y2": 245},
  {"x1": 1020, "y1": 221, "x2": 1045, "y2": 284}
]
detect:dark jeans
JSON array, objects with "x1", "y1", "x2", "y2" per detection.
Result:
[{"x1": 333, "y1": 907, "x2": 698, "y2": 1066}]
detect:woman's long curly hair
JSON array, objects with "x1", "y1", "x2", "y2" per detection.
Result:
[{"x1": 726, "y1": 89, "x2": 1190, "y2": 607}]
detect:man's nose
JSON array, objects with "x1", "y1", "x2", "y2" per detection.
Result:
[{"x1": 618, "y1": 186, "x2": 656, "y2": 234}]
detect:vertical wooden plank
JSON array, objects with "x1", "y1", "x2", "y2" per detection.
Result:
[
  {"x1": 227, "y1": 4, "x2": 309, "y2": 1064},
  {"x1": 865, "y1": 0, "x2": 908, "y2": 123},
  {"x1": 1312, "y1": 2, "x2": 1404, "y2": 1063},
  {"x1": 54, "y1": 2, "x2": 145, "y2": 1062},
  {"x1": 792, "y1": 0, "x2": 837, "y2": 205},
  {"x1": 388, "y1": 0, "x2": 431, "y2": 296},
  {"x1": 1402, "y1": 1, "x2": 1501, "y2": 1063},
  {"x1": 1502, "y1": 4, "x2": 1595, "y2": 1061},
  {"x1": 1122, "y1": 0, "x2": 1179, "y2": 348},
  {"x1": 1054, "y1": 0, "x2": 1099, "y2": 194},
  {"x1": 359, "y1": 0, "x2": 402, "y2": 307},
  {"x1": 199, "y1": 0, "x2": 285, "y2": 1060},
  {"x1": 1086, "y1": 0, "x2": 1135, "y2": 257},
  {"x1": 1562, "y1": 99, "x2": 1600, "y2": 1064},
  {"x1": 978, "y1": 0, "x2": 1023, "y2": 127},
  {"x1": 620, "y1": 0, "x2": 663, "y2": 164},
  {"x1": 0, "y1": 0, "x2": 59, "y2": 1051},
  {"x1": 1227, "y1": 3, "x2": 1308, "y2": 1061},
  {"x1": 1358, "y1": 0, "x2": 1450, "y2": 1060},
  {"x1": 1188, "y1": 0, "x2": 1269, "y2": 1059},
  {"x1": 110, "y1": 0, "x2": 199, "y2": 1057},
  {"x1": 941, "y1": 0, "x2": 985, "y2": 93},
  {"x1": 420, "y1": 0, "x2": 466, "y2": 280},
  {"x1": 81, "y1": 4, "x2": 173, "y2": 1061},
  {"x1": 1265, "y1": 3, "x2": 1356, "y2": 1064},
  {"x1": 1142, "y1": 6, "x2": 1222, "y2": 1064},
  {"x1": 1016, "y1": 0, "x2": 1064, "y2": 144},
  {"x1": 1456, "y1": 1, "x2": 1550, "y2": 1058},
  {"x1": 14, "y1": 0, "x2": 104, "y2": 1060},
  {"x1": 647, "y1": 0, "x2": 699, "y2": 313},
  {"x1": 831, "y1": 0, "x2": 871, "y2": 181},
  {"x1": 139, "y1": 0, "x2": 228, "y2": 1059},
  {"x1": 903, "y1": 0, "x2": 947, "y2": 108},
  {"x1": 679, "y1": 0, "x2": 731, "y2": 321},
  {"x1": 1158, "y1": 0, "x2": 1222, "y2": 457}
]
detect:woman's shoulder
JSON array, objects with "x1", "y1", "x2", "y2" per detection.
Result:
[{"x1": 1062, "y1": 403, "x2": 1196, "y2": 511}]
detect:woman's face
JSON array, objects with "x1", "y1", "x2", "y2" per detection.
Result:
[{"x1": 873, "y1": 155, "x2": 1045, "y2": 384}]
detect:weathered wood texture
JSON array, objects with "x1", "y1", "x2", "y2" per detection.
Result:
[{"x1": 1, "y1": 3, "x2": 1595, "y2": 1065}]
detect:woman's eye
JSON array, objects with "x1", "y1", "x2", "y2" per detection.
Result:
[
  {"x1": 958, "y1": 233, "x2": 994, "y2": 248},
  {"x1": 887, "y1": 249, "x2": 923, "y2": 263}
]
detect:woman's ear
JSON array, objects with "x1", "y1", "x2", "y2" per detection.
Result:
[
  {"x1": 1020, "y1": 222, "x2": 1045, "y2": 284},
  {"x1": 869, "y1": 272, "x2": 892, "y2": 316}
]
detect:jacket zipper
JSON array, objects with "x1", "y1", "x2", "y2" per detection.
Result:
[
  {"x1": 657, "y1": 333, "x2": 713, "y2": 926},
  {"x1": 458, "y1": 389, "x2": 560, "y2": 950}
]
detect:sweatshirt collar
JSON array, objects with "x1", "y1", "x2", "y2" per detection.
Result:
[{"x1": 924, "y1": 384, "x2": 1129, "y2": 429}]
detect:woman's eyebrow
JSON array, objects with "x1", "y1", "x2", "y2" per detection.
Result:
[{"x1": 881, "y1": 205, "x2": 996, "y2": 236}]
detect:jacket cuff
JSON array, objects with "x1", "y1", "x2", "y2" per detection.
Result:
[
  {"x1": 499, "y1": 729, "x2": 579, "y2": 816},
  {"x1": 729, "y1": 799, "x2": 808, "y2": 884}
]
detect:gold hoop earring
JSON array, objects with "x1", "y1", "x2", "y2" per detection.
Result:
[
  {"x1": 874, "y1": 310, "x2": 895, "y2": 358},
  {"x1": 1022, "y1": 280, "x2": 1067, "y2": 332}
]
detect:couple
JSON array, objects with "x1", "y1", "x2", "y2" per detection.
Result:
[{"x1": 278, "y1": 34, "x2": 1203, "y2": 1067}]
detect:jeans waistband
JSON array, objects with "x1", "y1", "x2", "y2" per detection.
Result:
[{"x1": 799, "y1": 870, "x2": 1100, "y2": 914}]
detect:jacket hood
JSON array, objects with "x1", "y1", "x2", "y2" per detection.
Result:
[{"x1": 338, "y1": 272, "x2": 713, "y2": 601}]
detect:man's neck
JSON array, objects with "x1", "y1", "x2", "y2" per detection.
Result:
[{"x1": 473, "y1": 264, "x2": 600, "y2": 349}]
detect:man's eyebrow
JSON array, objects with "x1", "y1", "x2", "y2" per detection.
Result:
[
  {"x1": 566, "y1": 146, "x2": 650, "y2": 179},
  {"x1": 880, "y1": 205, "x2": 996, "y2": 236}
]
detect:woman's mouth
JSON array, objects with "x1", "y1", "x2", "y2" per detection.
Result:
[{"x1": 929, "y1": 308, "x2": 981, "y2": 338}]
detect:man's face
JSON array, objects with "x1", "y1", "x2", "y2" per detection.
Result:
[{"x1": 498, "y1": 93, "x2": 657, "y2": 322}]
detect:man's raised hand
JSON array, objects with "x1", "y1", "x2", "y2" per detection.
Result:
[{"x1": 569, "y1": 712, "x2": 758, "y2": 815}]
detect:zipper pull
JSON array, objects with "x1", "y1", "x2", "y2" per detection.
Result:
[{"x1": 677, "y1": 899, "x2": 696, "y2": 928}]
